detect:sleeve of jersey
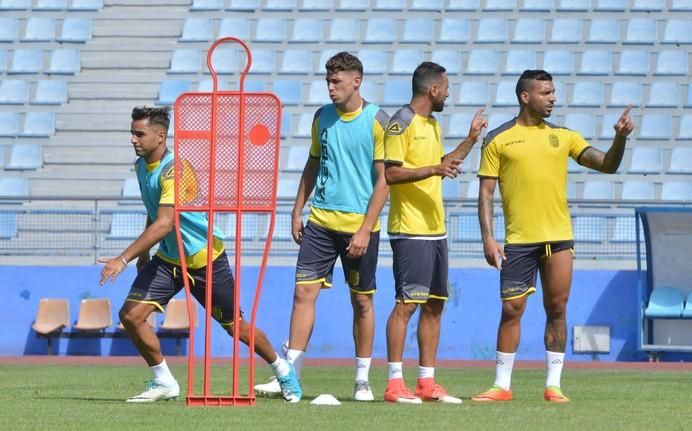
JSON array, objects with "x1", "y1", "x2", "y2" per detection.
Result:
[
  {"x1": 372, "y1": 110, "x2": 389, "y2": 161},
  {"x1": 159, "y1": 169, "x2": 175, "y2": 206},
  {"x1": 308, "y1": 116, "x2": 320, "y2": 159},
  {"x1": 478, "y1": 138, "x2": 500, "y2": 178},
  {"x1": 568, "y1": 130, "x2": 591, "y2": 160},
  {"x1": 384, "y1": 124, "x2": 408, "y2": 166}
]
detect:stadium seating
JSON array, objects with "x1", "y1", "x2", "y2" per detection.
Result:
[
  {"x1": 283, "y1": 145, "x2": 309, "y2": 172},
  {"x1": 31, "y1": 298, "x2": 70, "y2": 354},
  {"x1": 609, "y1": 81, "x2": 642, "y2": 107},
  {"x1": 638, "y1": 114, "x2": 672, "y2": 140},
  {"x1": 655, "y1": 50, "x2": 688, "y2": 75},
  {"x1": 668, "y1": 148, "x2": 692, "y2": 173},
  {"x1": 504, "y1": 49, "x2": 536, "y2": 75},
  {"x1": 190, "y1": 0, "x2": 223, "y2": 10},
  {"x1": 624, "y1": 19, "x2": 657, "y2": 44},
  {"x1": 23, "y1": 17, "x2": 55, "y2": 42},
  {"x1": 588, "y1": 19, "x2": 619, "y2": 44},
  {"x1": 68, "y1": 0, "x2": 103, "y2": 11},
  {"x1": 661, "y1": 181, "x2": 692, "y2": 201},
  {"x1": 682, "y1": 292, "x2": 692, "y2": 318},
  {"x1": 21, "y1": 112, "x2": 55, "y2": 137},
  {"x1": 621, "y1": 180, "x2": 654, "y2": 200},
  {"x1": 0, "y1": 210, "x2": 17, "y2": 238},
  {"x1": 364, "y1": 18, "x2": 396, "y2": 43},
  {"x1": 6, "y1": 144, "x2": 43, "y2": 170},
  {"x1": 58, "y1": 18, "x2": 92, "y2": 43},
  {"x1": 391, "y1": 49, "x2": 422, "y2": 75},
  {"x1": 255, "y1": 18, "x2": 287, "y2": 43},
  {"x1": 513, "y1": 18, "x2": 544, "y2": 43},
  {"x1": 0, "y1": 79, "x2": 29, "y2": 104},
  {"x1": 107, "y1": 212, "x2": 146, "y2": 239},
  {"x1": 629, "y1": 146, "x2": 661, "y2": 174},
  {"x1": 307, "y1": 80, "x2": 329, "y2": 105},
  {"x1": 0, "y1": 177, "x2": 29, "y2": 197},
  {"x1": 402, "y1": 19, "x2": 434, "y2": 43},
  {"x1": 583, "y1": 180, "x2": 614, "y2": 200},
  {"x1": 328, "y1": 18, "x2": 358, "y2": 43},
  {"x1": 647, "y1": 82, "x2": 680, "y2": 107},
  {"x1": 157, "y1": 80, "x2": 192, "y2": 105},
  {"x1": 218, "y1": 18, "x2": 249, "y2": 40},
  {"x1": 169, "y1": 49, "x2": 201, "y2": 74},
  {"x1": 48, "y1": 49, "x2": 80, "y2": 74},
  {"x1": 477, "y1": 18, "x2": 508, "y2": 43},
  {"x1": 292, "y1": 18, "x2": 322, "y2": 43},
  {"x1": 180, "y1": 17, "x2": 212, "y2": 42},
  {"x1": 579, "y1": 50, "x2": 612, "y2": 75},
  {"x1": 9, "y1": 49, "x2": 43, "y2": 74},
  {"x1": 35, "y1": 0, "x2": 68, "y2": 10},
  {"x1": 550, "y1": 19, "x2": 582, "y2": 43},
  {"x1": 617, "y1": 50, "x2": 649, "y2": 76},
  {"x1": 543, "y1": 49, "x2": 573, "y2": 75},
  {"x1": 0, "y1": 17, "x2": 17, "y2": 42},
  {"x1": 466, "y1": 49, "x2": 498, "y2": 75},
  {"x1": 438, "y1": 19, "x2": 470, "y2": 43},
  {"x1": 33, "y1": 80, "x2": 68, "y2": 105},
  {"x1": 73, "y1": 298, "x2": 112, "y2": 331},
  {"x1": 159, "y1": 298, "x2": 197, "y2": 354},
  {"x1": 644, "y1": 287, "x2": 684, "y2": 318},
  {"x1": 457, "y1": 81, "x2": 489, "y2": 106},
  {"x1": 0, "y1": 0, "x2": 30, "y2": 10},
  {"x1": 571, "y1": 82, "x2": 603, "y2": 107}
]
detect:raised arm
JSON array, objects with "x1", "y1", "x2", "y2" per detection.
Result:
[
  {"x1": 444, "y1": 108, "x2": 488, "y2": 163},
  {"x1": 577, "y1": 106, "x2": 635, "y2": 174}
]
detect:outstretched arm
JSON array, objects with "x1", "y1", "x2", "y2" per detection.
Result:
[{"x1": 578, "y1": 106, "x2": 635, "y2": 174}]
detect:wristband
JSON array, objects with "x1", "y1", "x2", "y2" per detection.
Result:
[{"x1": 119, "y1": 255, "x2": 128, "y2": 267}]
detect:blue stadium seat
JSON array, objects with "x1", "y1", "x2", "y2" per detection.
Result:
[
  {"x1": 587, "y1": 19, "x2": 619, "y2": 44},
  {"x1": 0, "y1": 145, "x2": 3, "y2": 167},
  {"x1": 122, "y1": 178, "x2": 140, "y2": 198},
  {"x1": 35, "y1": 0, "x2": 67, "y2": 9},
  {"x1": 358, "y1": 49, "x2": 387, "y2": 74},
  {"x1": 328, "y1": 18, "x2": 358, "y2": 43},
  {"x1": 364, "y1": 18, "x2": 396, "y2": 43},
  {"x1": 568, "y1": 157, "x2": 584, "y2": 173},
  {"x1": 484, "y1": 0, "x2": 516, "y2": 10},
  {"x1": 668, "y1": 148, "x2": 692, "y2": 173},
  {"x1": 583, "y1": 181, "x2": 613, "y2": 200},
  {"x1": 644, "y1": 287, "x2": 684, "y2": 318},
  {"x1": 48, "y1": 49, "x2": 80, "y2": 74},
  {"x1": 291, "y1": 18, "x2": 322, "y2": 43},
  {"x1": 595, "y1": 0, "x2": 627, "y2": 10},
  {"x1": 0, "y1": 211, "x2": 18, "y2": 239},
  {"x1": 656, "y1": 50, "x2": 688, "y2": 75},
  {"x1": 410, "y1": 0, "x2": 443, "y2": 9},
  {"x1": 647, "y1": 82, "x2": 680, "y2": 107},
  {"x1": 686, "y1": 84, "x2": 692, "y2": 107},
  {"x1": 447, "y1": 112, "x2": 475, "y2": 138},
  {"x1": 577, "y1": 0, "x2": 612, "y2": 14},
  {"x1": 431, "y1": 50, "x2": 460, "y2": 74},
  {"x1": 273, "y1": 80, "x2": 302, "y2": 106},
  {"x1": 512, "y1": 19, "x2": 545, "y2": 44},
  {"x1": 255, "y1": 18, "x2": 286, "y2": 43},
  {"x1": 487, "y1": 113, "x2": 514, "y2": 131},
  {"x1": 264, "y1": 0, "x2": 296, "y2": 10},
  {"x1": 683, "y1": 292, "x2": 692, "y2": 318},
  {"x1": 208, "y1": 48, "x2": 236, "y2": 74},
  {"x1": 466, "y1": 49, "x2": 498, "y2": 75},
  {"x1": 68, "y1": 0, "x2": 103, "y2": 10},
  {"x1": 457, "y1": 81, "x2": 489, "y2": 106},
  {"x1": 250, "y1": 49, "x2": 276, "y2": 73},
  {"x1": 338, "y1": 0, "x2": 369, "y2": 10},
  {"x1": 21, "y1": 112, "x2": 55, "y2": 137},
  {"x1": 373, "y1": 0, "x2": 405, "y2": 9},
  {"x1": 447, "y1": 0, "x2": 480, "y2": 9},
  {"x1": 59, "y1": 18, "x2": 92, "y2": 43},
  {"x1": 0, "y1": 177, "x2": 29, "y2": 196},
  {"x1": 196, "y1": 79, "x2": 233, "y2": 92},
  {"x1": 157, "y1": 80, "x2": 192, "y2": 105},
  {"x1": 476, "y1": 18, "x2": 508, "y2": 43},
  {"x1": 10, "y1": 49, "x2": 43, "y2": 74},
  {"x1": 0, "y1": 17, "x2": 18, "y2": 42},
  {"x1": 542, "y1": 49, "x2": 573, "y2": 75},
  {"x1": 663, "y1": 20, "x2": 692, "y2": 44},
  {"x1": 599, "y1": 113, "x2": 620, "y2": 139},
  {"x1": 284, "y1": 146, "x2": 309, "y2": 172},
  {"x1": 611, "y1": 216, "x2": 639, "y2": 242},
  {"x1": 621, "y1": 180, "x2": 653, "y2": 200},
  {"x1": 280, "y1": 49, "x2": 312, "y2": 74},
  {"x1": 227, "y1": 0, "x2": 257, "y2": 9},
  {"x1": 632, "y1": 0, "x2": 664, "y2": 10},
  {"x1": 565, "y1": 113, "x2": 594, "y2": 139},
  {"x1": 453, "y1": 215, "x2": 482, "y2": 242},
  {"x1": 579, "y1": 50, "x2": 612, "y2": 75},
  {"x1": 0, "y1": 50, "x2": 7, "y2": 73},
  {"x1": 678, "y1": 116, "x2": 692, "y2": 140},
  {"x1": 317, "y1": 49, "x2": 339, "y2": 73},
  {"x1": 180, "y1": 18, "x2": 211, "y2": 42},
  {"x1": 494, "y1": 81, "x2": 519, "y2": 107},
  {"x1": 0, "y1": 112, "x2": 19, "y2": 137},
  {"x1": 391, "y1": 49, "x2": 422, "y2": 75},
  {"x1": 572, "y1": 215, "x2": 607, "y2": 242},
  {"x1": 0, "y1": 79, "x2": 29, "y2": 104},
  {"x1": 550, "y1": 19, "x2": 581, "y2": 43},
  {"x1": 609, "y1": 82, "x2": 642, "y2": 107},
  {"x1": 383, "y1": 80, "x2": 411, "y2": 106},
  {"x1": 624, "y1": 19, "x2": 656, "y2": 44},
  {"x1": 616, "y1": 50, "x2": 649, "y2": 76},
  {"x1": 639, "y1": 114, "x2": 672, "y2": 139},
  {"x1": 218, "y1": 18, "x2": 249, "y2": 40},
  {"x1": 280, "y1": 112, "x2": 291, "y2": 138},
  {"x1": 403, "y1": 19, "x2": 433, "y2": 43},
  {"x1": 661, "y1": 181, "x2": 692, "y2": 201},
  {"x1": 295, "y1": 113, "x2": 313, "y2": 137},
  {"x1": 570, "y1": 82, "x2": 603, "y2": 107},
  {"x1": 443, "y1": 180, "x2": 460, "y2": 199},
  {"x1": 521, "y1": 0, "x2": 553, "y2": 10},
  {"x1": 243, "y1": 80, "x2": 265, "y2": 91},
  {"x1": 169, "y1": 49, "x2": 201, "y2": 74},
  {"x1": 438, "y1": 19, "x2": 471, "y2": 44},
  {"x1": 360, "y1": 81, "x2": 378, "y2": 104},
  {"x1": 277, "y1": 177, "x2": 298, "y2": 198},
  {"x1": 504, "y1": 49, "x2": 536, "y2": 75},
  {"x1": 0, "y1": 0, "x2": 29, "y2": 9},
  {"x1": 6, "y1": 144, "x2": 42, "y2": 170},
  {"x1": 671, "y1": 0, "x2": 692, "y2": 10},
  {"x1": 107, "y1": 212, "x2": 146, "y2": 239},
  {"x1": 300, "y1": 0, "x2": 332, "y2": 10},
  {"x1": 190, "y1": 0, "x2": 222, "y2": 10},
  {"x1": 306, "y1": 80, "x2": 329, "y2": 105}
]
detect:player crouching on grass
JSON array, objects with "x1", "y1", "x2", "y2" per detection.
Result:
[{"x1": 99, "y1": 106, "x2": 302, "y2": 403}]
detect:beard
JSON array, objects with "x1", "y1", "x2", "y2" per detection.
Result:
[{"x1": 432, "y1": 99, "x2": 445, "y2": 112}]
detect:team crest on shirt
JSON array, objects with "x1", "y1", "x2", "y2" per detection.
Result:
[
  {"x1": 163, "y1": 165, "x2": 174, "y2": 179},
  {"x1": 549, "y1": 134, "x2": 560, "y2": 148},
  {"x1": 348, "y1": 270, "x2": 360, "y2": 287},
  {"x1": 386, "y1": 122, "x2": 402, "y2": 135}
]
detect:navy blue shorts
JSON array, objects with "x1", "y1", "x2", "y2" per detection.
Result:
[
  {"x1": 500, "y1": 241, "x2": 574, "y2": 301},
  {"x1": 295, "y1": 222, "x2": 379, "y2": 294},
  {"x1": 391, "y1": 238, "x2": 448, "y2": 303},
  {"x1": 126, "y1": 251, "x2": 239, "y2": 325}
]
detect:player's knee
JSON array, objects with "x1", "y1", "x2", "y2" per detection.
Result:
[
  {"x1": 501, "y1": 300, "x2": 526, "y2": 321},
  {"x1": 293, "y1": 283, "x2": 320, "y2": 304},
  {"x1": 545, "y1": 297, "x2": 568, "y2": 319},
  {"x1": 119, "y1": 305, "x2": 144, "y2": 328},
  {"x1": 393, "y1": 302, "x2": 418, "y2": 319},
  {"x1": 351, "y1": 293, "x2": 373, "y2": 314}
]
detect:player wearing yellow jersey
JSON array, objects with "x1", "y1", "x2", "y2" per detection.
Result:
[
  {"x1": 383, "y1": 62, "x2": 486, "y2": 404},
  {"x1": 472, "y1": 70, "x2": 634, "y2": 403}
]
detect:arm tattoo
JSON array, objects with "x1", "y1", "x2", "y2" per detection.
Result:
[{"x1": 478, "y1": 191, "x2": 495, "y2": 240}]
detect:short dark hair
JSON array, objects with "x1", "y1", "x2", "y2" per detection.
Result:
[
  {"x1": 325, "y1": 52, "x2": 363, "y2": 76},
  {"x1": 131, "y1": 106, "x2": 170, "y2": 131},
  {"x1": 412, "y1": 62, "x2": 446, "y2": 96},
  {"x1": 515, "y1": 69, "x2": 553, "y2": 101}
]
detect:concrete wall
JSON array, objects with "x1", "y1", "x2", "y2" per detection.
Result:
[{"x1": 0, "y1": 265, "x2": 668, "y2": 361}]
